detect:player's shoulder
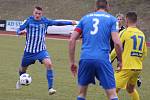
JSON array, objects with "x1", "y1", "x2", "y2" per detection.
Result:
[
  {"x1": 105, "y1": 12, "x2": 116, "y2": 18},
  {"x1": 124, "y1": 27, "x2": 133, "y2": 34},
  {"x1": 23, "y1": 16, "x2": 34, "y2": 23},
  {"x1": 84, "y1": 11, "x2": 114, "y2": 17},
  {"x1": 98, "y1": 12, "x2": 117, "y2": 22},
  {"x1": 40, "y1": 16, "x2": 48, "y2": 21},
  {"x1": 127, "y1": 27, "x2": 143, "y2": 33},
  {"x1": 41, "y1": 16, "x2": 54, "y2": 23},
  {"x1": 119, "y1": 28, "x2": 127, "y2": 37},
  {"x1": 136, "y1": 28, "x2": 144, "y2": 34},
  {"x1": 27, "y1": 16, "x2": 34, "y2": 20},
  {"x1": 99, "y1": 12, "x2": 117, "y2": 20},
  {"x1": 109, "y1": 14, "x2": 117, "y2": 21}
]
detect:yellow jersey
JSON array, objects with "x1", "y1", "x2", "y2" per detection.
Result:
[{"x1": 111, "y1": 27, "x2": 147, "y2": 69}]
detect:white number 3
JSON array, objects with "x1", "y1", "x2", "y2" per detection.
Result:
[{"x1": 90, "y1": 18, "x2": 99, "y2": 35}]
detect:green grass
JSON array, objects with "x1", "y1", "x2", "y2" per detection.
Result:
[{"x1": 0, "y1": 35, "x2": 149, "y2": 100}]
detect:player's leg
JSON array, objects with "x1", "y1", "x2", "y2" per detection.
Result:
[
  {"x1": 126, "y1": 70, "x2": 141, "y2": 100},
  {"x1": 39, "y1": 50, "x2": 56, "y2": 95},
  {"x1": 43, "y1": 58, "x2": 56, "y2": 95},
  {"x1": 42, "y1": 58, "x2": 56, "y2": 94},
  {"x1": 77, "y1": 59, "x2": 96, "y2": 100},
  {"x1": 18, "y1": 66, "x2": 28, "y2": 75},
  {"x1": 126, "y1": 84, "x2": 139, "y2": 100},
  {"x1": 16, "y1": 66, "x2": 28, "y2": 89},
  {"x1": 16, "y1": 52, "x2": 35, "y2": 89},
  {"x1": 115, "y1": 88, "x2": 121, "y2": 99},
  {"x1": 77, "y1": 85, "x2": 88, "y2": 100},
  {"x1": 95, "y1": 59, "x2": 118, "y2": 100},
  {"x1": 116, "y1": 88, "x2": 121, "y2": 94},
  {"x1": 105, "y1": 89, "x2": 118, "y2": 100},
  {"x1": 114, "y1": 69, "x2": 131, "y2": 99}
]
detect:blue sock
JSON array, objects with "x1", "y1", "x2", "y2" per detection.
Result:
[
  {"x1": 111, "y1": 97, "x2": 118, "y2": 100},
  {"x1": 77, "y1": 96, "x2": 86, "y2": 100},
  {"x1": 47, "y1": 69, "x2": 54, "y2": 89}
]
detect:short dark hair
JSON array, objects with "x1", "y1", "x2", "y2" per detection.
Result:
[
  {"x1": 126, "y1": 11, "x2": 137, "y2": 23},
  {"x1": 35, "y1": 6, "x2": 43, "y2": 11},
  {"x1": 96, "y1": 0, "x2": 108, "y2": 9}
]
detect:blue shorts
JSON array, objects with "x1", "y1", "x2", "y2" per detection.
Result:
[
  {"x1": 21, "y1": 50, "x2": 50, "y2": 67},
  {"x1": 78, "y1": 59, "x2": 116, "y2": 89}
]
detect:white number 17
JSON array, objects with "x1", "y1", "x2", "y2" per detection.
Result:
[{"x1": 90, "y1": 18, "x2": 99, "y2": 35}]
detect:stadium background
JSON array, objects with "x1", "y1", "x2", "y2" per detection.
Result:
[{"x1": 0, "y1": 0, "x2": 150, "y2": 40}]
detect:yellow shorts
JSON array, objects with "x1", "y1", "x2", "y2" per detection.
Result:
[{"x1": 115, "y1": 69, "x2": 141, "y2": 89}]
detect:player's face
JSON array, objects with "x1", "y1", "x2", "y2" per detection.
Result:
[
  {"x1": 33, "y1": 8, "x2": 42, "y2": 20},
  {"x1": 117, "y1": 16, "x2": 124, "y2": 25}
]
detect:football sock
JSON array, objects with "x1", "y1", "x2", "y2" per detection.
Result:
[
  {"x1": 47, "y1": 69, "x2": 54, "y2": 89},
  {"x1": 111, "y1": 97, "x2": 118, "y2": 100},
  {"x1": 77, "y1": 96, "x2": 86, "y2": 100},
  {"x1": 129, "y1": 89, "x2": 140, "y2": 100}
]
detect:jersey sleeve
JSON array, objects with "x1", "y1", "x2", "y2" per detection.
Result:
[
  {"x1": 74, "y1": 18, "x2": 84, "y2": 34},
  {"x1": 16, "y1": 17, "x2": 30, "y2": 35},
  {"x1": 111, "y1": 18, "x2": 119, "y2": 33},
  {"x1": 141, "y1": 42, "x2": 148, "y2": 61}
]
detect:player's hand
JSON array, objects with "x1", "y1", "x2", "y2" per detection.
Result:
[
  {"x1": 19, "y1": 30, "x2": 26, "y2": 35},
  {"x1": 72, "y1": 20, "x2": 77, "y2": 25},
  {"x1": 116, "y1": 61, "x2": 122, "y2": 72},
  {"x1": 70, "y1": 64, "x2": 77, "y2": 77},
  {"x1": 16, "y1": 29, "x2": 26, "y2": 36}
]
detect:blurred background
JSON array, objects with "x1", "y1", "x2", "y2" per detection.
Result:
[{"x1": 0, "y1": 0, "x2": 149, "y2": 40}]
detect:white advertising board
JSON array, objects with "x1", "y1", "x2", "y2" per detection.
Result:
[{"x1": 6, "y1": 20, "x2": 23, "y2": 31}]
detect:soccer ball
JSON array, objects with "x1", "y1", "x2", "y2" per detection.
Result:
[{"x1": 19, "y1": 73, "x2": 32, "y2": 86}]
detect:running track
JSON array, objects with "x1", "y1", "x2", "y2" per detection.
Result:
[{"x1": 0, "y1": 31, "x2": 150, "y2": 47}]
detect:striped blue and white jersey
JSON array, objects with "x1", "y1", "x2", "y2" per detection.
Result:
[{"x1": 17, "y1": 16, "x2": 72, "y2": 53}]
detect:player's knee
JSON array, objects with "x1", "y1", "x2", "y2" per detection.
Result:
[
  {"x1": 46, "y1": 62, "x2": 52, "y2": 67},
  {"x1": 126, "y1": 85, "x2": 134, "y2": 93},
  {"x1": 43, "y1": 58, "x2": 52, "y2": 67},
  {"x1": 45, "y1": 63, "x2": 52, "y2": 69}
]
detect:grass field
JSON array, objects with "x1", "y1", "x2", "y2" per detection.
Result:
[{"x1": 0, "y1": 35, "x2": 149, "y2": 100}]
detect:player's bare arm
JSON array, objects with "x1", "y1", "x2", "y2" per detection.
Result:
[{"x1": 69, "y1": 31, "x2": 80, "y2": 76}]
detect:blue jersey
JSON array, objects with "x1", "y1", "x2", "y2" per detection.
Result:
[
  {"x1": 75, "y1": 11, "x2": 118, "y2": 59},
  {"x1": 17, "y1": 16, "x2": 72, "y2": 53}
]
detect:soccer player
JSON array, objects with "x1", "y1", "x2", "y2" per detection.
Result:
[
  {"x1": 15, "y1": 6, "x2": 76, "y2": 95},
  {"x1": 69, "y1": 0, "x2": 123, "y2": 100},
  {"x1": 112, "y1": 13, "x2": 142, "y2": 87},
  {"x1": 111, "y1": 11, "x2": 147, "y2": 100},
  {"x1": 110, "y1": 13, "x2": 125, "y2": 51},
  {"x1": 116, "y1": 13, "x2": 126, "y2": 32}
]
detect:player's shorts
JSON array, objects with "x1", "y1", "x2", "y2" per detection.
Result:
[
  {"x1": 115, "y1": 69, "x2": 141, "y2": 89},
  {"x1": 21, "y1": 50, "x2": 50, "y2": 67},
  {"x1": 78, "y1": 59, "x2": 116, "y2": 89}
]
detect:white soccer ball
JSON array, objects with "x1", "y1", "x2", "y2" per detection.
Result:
[{"x1": 19, "y1": 73, "x2": 32, "y2": 86}]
